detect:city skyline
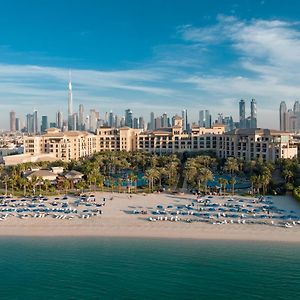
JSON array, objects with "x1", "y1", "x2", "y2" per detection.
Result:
[
  {"x1": 7, "y1": 92, "x2": 258, "y2": 133},
  {"x1": 2, "y1": 0, "x2": 300, "y2": 129}
]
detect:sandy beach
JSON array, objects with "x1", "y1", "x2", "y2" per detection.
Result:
[{"x1": 0, "y1": 192, "x2": 300, "y2": 242}]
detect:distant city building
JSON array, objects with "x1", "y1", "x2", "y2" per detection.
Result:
[
  {"x1": 89, "y1": 109, "x2": 98, "y2": 132},
  {"x1": 15, "y1": 118, "x2": 21, "y2": 131},
  {"x1": 41, "y1": 115, "x2": 48, "y2": 133},
  {"x1": 33, "y1": 110, "x2": 38, "y2": 134},
  {"x1": 68, "y1": 72, "x2": 73, "y2": 130},
  {"x1": 199, "y1": 110, "x2": 211, "y2": 128},
  {"x1": 26, "y1": 113, "x2": 34, "y2": 134},
  {"x1": 125, "y1": 109, "x2": 133, "y2": 128},
  {"x1": 10, "y1": 111, "x2": 16, "y2": 132},
  {"x1": 56, "y1": 111, "x2": 63, "y2": 130},
  {"x1": 239, "y1": 99, "x2": 246, "y2": 128},
  {"x1": 150, "y1": 112, "x2": 155, "y2": 130},
  {"x1": 279, "y1": 101, "x2": 300, "y2": 132},
  {"x1": 182, "y1": 109, "x2": 188, "y2": 131},
  {"x1": 72, "y1": 113, "x2": 78, "y2": 131},
  {"x1": 138, "y1": 116, "x2": 145, "y2": 130},
  {"x1": 109, "y1": 111, "x2": 114, "y2": 127},
  {"x1": 279, "y1": 101, "x2": 287, "y2": 131},
  {"x1": 250, "y1": 99, "x2": 257, "y2": 128},
  {"x1": 133, "y1": 117, "x2": 139, "y2": 129},
  {"x1": 79, "y1": 104, "x2": 85, "y2": 130}
]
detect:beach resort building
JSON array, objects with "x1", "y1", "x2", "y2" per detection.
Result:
[{"x1": 20, "y1": 120, "x2": 297, "y2": 164}]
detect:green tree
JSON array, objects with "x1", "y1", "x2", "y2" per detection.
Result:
[{"x1": 229, "y1": 177, "x2": 237, "y2": 195}]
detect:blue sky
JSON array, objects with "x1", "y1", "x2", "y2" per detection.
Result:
[{"x1": 1, "y1": 0, "x2": 300, "y2": 129}]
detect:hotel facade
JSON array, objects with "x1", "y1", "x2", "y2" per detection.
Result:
[{"x1": 22, "y1": 118, "x2": 298, "y2": 164}]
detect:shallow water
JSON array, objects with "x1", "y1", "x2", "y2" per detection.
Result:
[{"x1": 0, "y1": 237, "x2": 299, "y2": 299}]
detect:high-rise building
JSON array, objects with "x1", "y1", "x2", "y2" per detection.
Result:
[
  {"x1": 15, "y1": 118, "x2": 21, "y2": 131},
  {"x1": 279, "y1": 101, "x2": 287, "y2": 131},
  {"x1": 56, "y1": 111, "x2": 63, "y2": 130},
  {"x1": 239, "y1": 99, "x2": 246, "y2": 128},
  {"x1": 161, "y1": 113, "x2": 168, "y2": 128},
  {"x1": 155, "y1": 117, "x2": 161, "y2": 129},
  {"x1": 68, "y1": 72, "x2": 73, "y2": 130},
  {"x1": 150, "y1": 112, "x2": 155, "y2": 130},
  {"x1": 133, "y1": 117, "x2": 139, "y2": 129},
  {"x1": 109, "y1": 111, "x2": 114, "y2": 127},
  {"x1": 26, "y1": 114, "x2": 34, "y2": 134},
  {"x1": 293, "y1": 101, "x2": 300, "y2": 130},
  {"x1": 120, "y1": 116, "x2": 126, "y2": 127},
  {"x1": 199, "y1": 110, "x2": 211, "y2": 128},
  {"x1": 72, "y1": 113, "x2": 78, "y2": 130},
  {"x1": 138, "y1": 116, "x2": 145, "y2": 130},
  {"x1": 9, "y1": 111, "x2": 16, "y2": 132},
  {"x1": 182, "y1": 109, "x2": 188, "y2": 131},
  {"x1": 33, "y1": 110, "x2": 38, "y2": 134},
  {"x1": 125, "y1": 109, "x2": 133, "y2": 128},
  {"x1": 79, "y1": 104, "x2": 85, "y2": 130},
  {"x1": 89, "y1": 109, "x2": 98, "y2": 132},
  {"x1": 250, "y1": 99, "x2": 257, "y2": 128},
  {"x1": 115, "y1": 115, "x2": 121, "y2": 128},
  {"x1": 41, "y1": 115, "x2": 48, "y2": 132}
]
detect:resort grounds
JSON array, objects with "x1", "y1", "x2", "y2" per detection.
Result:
[{"x1": 0, "y1": 191, "x2": 300, "y2": 242}]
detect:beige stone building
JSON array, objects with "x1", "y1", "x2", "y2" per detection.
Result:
[
  {"x1": 217, "y1": 128, "x2": 298, "y2": 162},
  {"x1": 22, "y1": 121, "x2": 297, "y2": 163}
]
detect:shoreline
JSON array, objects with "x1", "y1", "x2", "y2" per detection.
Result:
[{"x1": 0, "y1": 192, "x2": 300, "y2": 243}]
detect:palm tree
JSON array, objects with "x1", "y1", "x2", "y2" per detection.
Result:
[
  {"x1": 63, "y1": 179, "x2": 70, "y2": 195},
  {"x1": 199, "y1": 167, "x2": 213, "y2": 194},
  {"x1": 144, "y1": 168, "x2": 160, "y2": 192},
  {"x1": 250, "y1": 175, "x2": 259, "y2": 194},
  {"x1": 165, "y1": 161, "x2": 179, "y2": 190},
  {"x1": 260, "y1": 174, "x2": 271, "y2": 195},
  {"x1": 219, "y1": 178, "x2": 228, "y2": 195},
  {"x1": 75, "y1": 180, "x2": 86, "y2": 193},
  {"x1": 19, "y1": 177, "x2": 29, "y2": 196},
  {"x1": 30, "y1": 175, "x2": 38, "y2": 195},
  {"x1": 229, "y1": 177, "x2": 237, "y2": 195},
  {"x1": 224, "y1": 157, "x2": 239, "y2": 175},
  {"x1": 3, "y1": 175, "x2": 9, "y2": 196},
  {"x1": 283, "y1": 169, "x2": 293, "y2": 183},
  {"x1": 43, "y1": 179, "x2": 52, "y2": 195}
]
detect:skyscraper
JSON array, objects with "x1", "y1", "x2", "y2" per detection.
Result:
[
  {"x1": 89, "y1": 109, "x2": 97, "y2": 132},
  {"x1": 72, "y1": 113, "x2": 78, "y2": 131},
  {"x1": 15, "y1": 118, "x2": 21, "y2": 131},
  {"x1": 9, "y1": 111, "x2": 16, "y2": 132},
  {"x1": 125, "y1": 109, "x2": 133, "y2": 128},
  {"x1": 182, "y1": 109, "x2": 188, "y2": 131},
  {"x1": 199, "y1": 110, "x2": 211, "y2": 128},
  {"x1": 79, "y1": 104, "x2": 85, "y2": 130},
  {"x1": 250, "y1": 99, "x2": 257, "y2": 128},
  {"x1": 41, "y1": 116, "x2": 48, "y2": 132},
  {"x1": 26, "y1": 113, "x2": 34, "y2": 134},
  {"x1": 68, "y1": 72, "x2": 73, "y2": 130},
  {"x1": 138, "y1": 116, "x2": 145, "y2": 129},
  {"x1": 33, "y1": 110, "x2": 38, "y2": 134},
  {"x1": 279, "y1": 101, "x2": 287, "y2": 131},
  {"x1": 109, "y1": 111, "x2": 114, "y2": 127},
  {"x1": 161, "y1": 113, "x2": 168, "y2": 128},
  {"x1": 56, "y1": 111, "x2": 63, "y2": 130},
  {"x1": 150, "y1": 112, "x2": 155, "y2": 130},
  {"x1": 133, "y1": 117, "x2": 139, "y2": 129},
  {"x1": 239, "y1": 99, "x2": 246, "y2": 128}
]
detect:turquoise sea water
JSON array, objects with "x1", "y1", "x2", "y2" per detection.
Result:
[{"x1": 0, "y1": 238, "x2": 299, "y2": 299}]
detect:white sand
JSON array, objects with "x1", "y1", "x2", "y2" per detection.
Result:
[{"x1": 0, "y1": 192, "x2": 300, "y2": 243}]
